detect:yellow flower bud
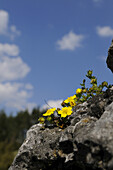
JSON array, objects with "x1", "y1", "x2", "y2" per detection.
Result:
[
  {"x1": 76, "y1": 88, "x2": 82, "y2": 94},
  {"x1": 91, "y1": 79, "x2": 97, "y2": 84},
  {"x1": 83, "y1": 89, "x2": 87, "y2": 93}
]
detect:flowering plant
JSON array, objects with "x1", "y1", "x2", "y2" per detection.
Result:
[{"x1": 38, "y1": 70, "x2": 110, "y2": 128}]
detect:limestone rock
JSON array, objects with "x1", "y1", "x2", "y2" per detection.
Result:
[{"x1": 9, "y1": 88, "x2": 113, "y2": 170}]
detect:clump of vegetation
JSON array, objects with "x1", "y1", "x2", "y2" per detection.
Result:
[{"x1": 39, "y1": 70, "x2": 110, "y2": 128}]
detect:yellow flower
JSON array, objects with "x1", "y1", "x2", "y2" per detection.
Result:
[
  {"x1": 58, "y1": 107, "x2": 73, "y2": 118},
  {"x1": 70, "y1": 101, "x2": 76, "y2": 107},
  {"x1": 43, "y1": 108, "x2": 56, "y2": 116},
  {"x1": 76, "y1": 88, "x2": 82, "y2": 94},
  {"x1": 64, "y1": 95, "x2": 76, "y2": 104}
]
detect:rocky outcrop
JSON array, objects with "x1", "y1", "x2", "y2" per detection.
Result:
[
  {"x1": 106, "y1": 39, "x2": 113, "y2": 72},
  {"x1": 9, "y1": 40, "x2": 113, "y2": 170},
  {"x1": 9, "y1": 88, "x2": 113, "y2": 170}
]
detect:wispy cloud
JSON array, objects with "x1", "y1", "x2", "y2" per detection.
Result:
[
  {"x1": 10, "y1": 25, "x2": 21, "y2": 40},
  {"x1": 25, "y1": 84, "x2": 33, "y2": 90},
  {"x1": 0, "y1": 10, "x2": 21, "y2": 40},
  {"x1": 98, "y1": 55, "x2": 106, "y2": 62},
  {"x1": 56, "y1": 31, "x2": 84, "y2": 51},
  {"x1": 41, "y1": 99, "x2": 63, "y2": 110},
  {"x1": 93, "y1": 0, "x2": 102, "y2": 2},
  {"x1": 96, "y1": 26, "x2": 113, "y2": 37}
]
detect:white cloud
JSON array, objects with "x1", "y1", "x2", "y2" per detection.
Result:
[
  {"x1": 0, "y1": 10, "x2": 21, "y2": 40},
  {"x1": 41, "y1": 99, "x2": 63, "y2": 110},
  {"x1": 96, "y1": 26, "x2": 113, "y2": 37},
  {"x1": 0, "y1": 10, "x2": 8, "y2": 34},
  {"x1": 0, "y1": 43, "x2": 30, "y2": 82},
  {"x1": 0, "y1": 43, "x2": 19, "y2": 56},
  {"x1": 56, "y1": 31, "x2": 84, "y2": 51},
  {"x1": 0, "y1": 41, "x2": 33, "y2": 112},
  {"x1": 0, "y1": 82, "x2": 36, "y2": 111},
  {"x1": 0, "y1": 56, "x2": 30, "y2": 82},
  {"x1": 0, "y1": 10, "x2": 35, "y2": 113}
]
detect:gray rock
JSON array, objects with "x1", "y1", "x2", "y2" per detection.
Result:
[
  {"x1": 106, "y1": 39, "x2": 113, "y2": 72},
  {"x1": 9, "y1": 87, "x2": 113, "y2": 170},
  {"x1": 9, "y1": 40, "x2": 113, "y2": 170}
]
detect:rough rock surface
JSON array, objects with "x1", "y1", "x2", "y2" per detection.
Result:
[
  {"x1": 106, "y1": 39, "x2": 113, "y2": 72},
  {"x1": 9, "y1": 88, "x2": 113, "y2": 170},
  {"x1": 9, "y1": 40, "x2": 113, "y2": 170}
]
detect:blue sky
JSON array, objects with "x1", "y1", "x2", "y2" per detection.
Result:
[{"x1": 0, "y1": 0, "x2": 113, "y2": 114}]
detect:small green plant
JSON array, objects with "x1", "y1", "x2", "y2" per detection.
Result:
[{"x1": 38, "y1": 70, "x2": 110, "y2": 128}]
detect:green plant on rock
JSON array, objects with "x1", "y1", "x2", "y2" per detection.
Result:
[{"x1": 38, "y1": 70, "x2": 110, "y2": 128}]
